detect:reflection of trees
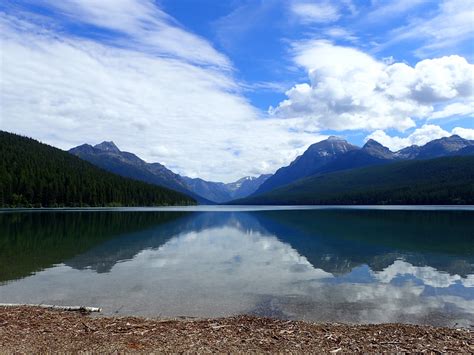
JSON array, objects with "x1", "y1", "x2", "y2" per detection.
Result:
[
  {"x1": 0, "y1": 211, "x2": 188, "y2": 282},
  {"x1": 1, "y1": 209, "x2": 472, "y2": 284},
  {"x1": 249, "y1": 209, "x2": 474, "y2": 276}
]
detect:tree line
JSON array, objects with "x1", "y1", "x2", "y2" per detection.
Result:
[{"x1": 0, "y1": 131, "x2": 196, "y2": 207}]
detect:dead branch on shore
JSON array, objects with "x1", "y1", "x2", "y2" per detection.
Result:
[{"x1": 0, "y1": 303, "x2": 101, "y2": 313}]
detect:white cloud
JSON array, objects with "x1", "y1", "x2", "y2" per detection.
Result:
[
  {"x1": 30, "y1": 0, "x2": 231, "y2": 68},
  {"x1": 388, "y1": 0, "x2": 474, "y2": 58},
  {"x1": 0, "y1": 13, "x2": 324, "y2": 182},
  {"x1": 373, "y1": 259, "x2": 474, "y2": 288},
  {"x1": 452, "y1": 127, "x2": 474, "y2": 140},
  {"x1": 365, "y1": 0, "x2": 428, "y2": 23},
  {"x1": 430, "y1": 102, "x2": 474, "y2": 120},
  {"x1": 271, "y1": 40, "x2": 474, "y2": 132},
  {"x1": 213, "y1": 1, "x2": 277, "y2": 51},
  {"x1": 324, "y1": 27, "x2": 358, "y2": 42},
  {"x1": 2, "y1": 2, "x2": 473, "y2": 183},
  {"x1": 290, "y1": 1, "x2": 341, "y2": 24},
  {"x1": 365, "y1": 124, "x2": 474, "y2": 151}
]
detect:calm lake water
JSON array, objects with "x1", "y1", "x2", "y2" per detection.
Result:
[{"x1": 0, "y1": 206, "x2": 473, "y2": 327}]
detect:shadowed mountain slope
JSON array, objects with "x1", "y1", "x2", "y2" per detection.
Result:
[
  {"x1": 253, "y1": 135, "x2": 473, "y2": 198},
  {"x1": 255, "y1": 136, "x2": 358, "y2": 195},
  {"x1": 234, "y1": 156, "x2": 474, "y2": 205}
]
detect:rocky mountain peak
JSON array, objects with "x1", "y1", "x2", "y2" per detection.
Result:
[
  {"x1": 417, "y1": 135, "x2": 474, "y2": 159},
  {"x1": 307, "y1": 136, "x2": 357, "y2": 157},
  {"x1": 326, "y1": 135, "x2": 345, "y2": 141},
  {"x1": 394, "y1": 145, "x2": 420, "y2": 159},
  {"x1": 69, "y1": 143, "x2": 95, "y2": 155},
  {"x1": 431, "y1": 135, "x2": 470, "y2": 146},
  {"x1": 362, "y1": 139, "x2": 394, "y2": 159},
  {"x1": 94, "y1": 141, "x2": 121, "y2": 153},
  {"x1": 363, "y1": 139, "x2": 384, "y2": 148}
]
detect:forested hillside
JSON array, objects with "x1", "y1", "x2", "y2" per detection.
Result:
[
  {"x1": 0, "y1": 131, "x2": 195, "y2": 207},
  {"x1": 69, "y1": 141, "x2": 207, "y2": 202},
  {"x1": 234, "y1": 156, "x2": 474, "y2": 205}
]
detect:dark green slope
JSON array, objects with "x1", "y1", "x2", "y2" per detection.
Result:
[
  {"x1": 234, "y1": 156, "x2": 474, "y2": 205},
  {"x1": 0, "y1": 131, "x2": 196, "y2": 207}
]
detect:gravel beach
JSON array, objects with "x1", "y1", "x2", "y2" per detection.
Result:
[{"x1": 0, "y1": 306, "x2": 472, "y2": 353}]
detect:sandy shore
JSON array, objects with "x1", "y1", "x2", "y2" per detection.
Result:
[{"x1": 0, "y1": 306, "x2": 472, "y2": 352}]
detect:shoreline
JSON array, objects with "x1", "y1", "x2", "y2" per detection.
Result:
[
  {"x1": 0, "y1": 306, "x2": 472, "y2": 352},
  {"x1": 2, "y1": 204, "x2": 474, "y2": 213}
]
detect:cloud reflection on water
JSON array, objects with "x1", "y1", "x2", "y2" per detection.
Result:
[{"x1": 0, "y1": 218, "x2": 472, "y2": 327}]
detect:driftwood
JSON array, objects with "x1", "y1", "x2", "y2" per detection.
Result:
[{"x1": 0, "y1": 303, "x2": 101, "y2": 313}]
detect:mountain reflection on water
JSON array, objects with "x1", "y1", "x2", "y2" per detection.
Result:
[{"x1": 0, "y1": 208, "x2": 473, "y2": 327}]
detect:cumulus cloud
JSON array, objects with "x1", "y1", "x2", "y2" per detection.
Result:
[
  {"x1": 0, "y1": 13, "x2": 324, "y2": 182},
  {"x1": 270, "y1": 40, "x2": 474, "y2": 132},
  {"x1": 290, "y1": 1, "x2": 341, "y2": 24},
  {"x1": 452, "y1": 127, "x2": 474, "y2": 140},
  {"x1": 366, "y1": 124, "x2": 474, "y2": 151}
]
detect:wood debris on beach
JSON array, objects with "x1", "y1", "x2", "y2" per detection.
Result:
[{"x1": 0, "y1": 306, "x2": 472, "y2": 352}]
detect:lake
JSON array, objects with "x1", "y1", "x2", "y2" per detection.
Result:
[{"x1": 0, "y1": 206, "x2": 473, "y2": 327}]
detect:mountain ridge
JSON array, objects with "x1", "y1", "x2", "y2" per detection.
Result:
[
  {"x1": 69, "y1": 142, "x2": 204, "y2": 201},
  {"x1": 253, "y1": 134, "x2": 474, "y2": 197},
  {"x1": 255, "y1": 136, "x2": 359, "y2": 195},
  {"x1": 0, "y1": 131, "x2": 196, "y2": 207},
  {"x1": 233, "y1": 156, "x2": 474, "y2": 205},
  {"x1": 69, "y1": 142, "x2": 270, "y2": 203},
  {"x1": 69, "y1": 134, "x2": 474, "y2": 204}
]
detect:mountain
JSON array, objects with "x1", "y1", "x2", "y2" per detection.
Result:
[
  {"x1": 182, "y1": 174, "x2": 271, "y2": 203},
  {"x1": 226, "y1": 174, "x2": 272, "y2": 200},
  {"x1": 69, "y1": 141, "x2": 209, "y2": 203},
  {"x1": 455, "y1": 145, "x2": 474, "y2": 156},
  {"x1": 68, "y1": 135, "x2": 473, "y2": 205},
  {"x1": 393, "y1": 136, "x2": 474, "y2": 160},
  {"x1": 181, "y1": 177, "x2": 230, "y2": 203},
  {"x1": 253, "y1": 135, "x2": 474, "y2": 198},
  {"x1": 70, "y1": 141, "x2": 270, "y2": 203},
  {"x1": 362, "y1": 139, "x2": 395, "y2": 159},
  {"x1": 70, "y1": 142, "x2": 188, "y2": 192},
  {"x1": 314, "y1": 139, "x2": 395, "y2": 175},
  {"x1": 394, "y1": 145, "x2": 421, "y2": 159},
  {"x1": 233, "y1": 156, "x2": 474, "y2": 205},
  {"x1": 416, "y1": 135, "x2": 474, "y2": 159},
  {"x1": 0, "y1": 131, "x2": 196, "y2": 207},
  {"x1": 255, "y1": 136, "x2": 358, "y2": 194}
]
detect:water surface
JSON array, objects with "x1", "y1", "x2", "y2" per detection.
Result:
[{"x1": 0, "y1": 207, "x2": 473, "y2": 327}]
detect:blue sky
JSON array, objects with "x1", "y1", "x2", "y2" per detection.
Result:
[
  {"x1": 1, "y1": 0, "x2": 473, "y2": 181},
  {"x1": 163, "y1": 0, "x2": 472, "y2": 110}
]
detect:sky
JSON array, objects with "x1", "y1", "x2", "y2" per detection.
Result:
[{"x1": 0, "y1": 0, "x2": 473, "y2": 182}]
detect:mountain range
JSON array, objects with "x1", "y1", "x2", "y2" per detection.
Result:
[
  {"x1": 69, "y1": 142, "x2": 270, "y2": 203},
  {"x1": 254, "y1": 135, "x2": 474, "y2": 195},
  {"x1": 235, "y1": 156, "x2": 474, "y2": 205},
  {"x1": 69, "y1": 134, "x2": 473, "y2": 205},
  {"x1": 2, "y1": 129, "x2": 473, "y2": 206},
  {"x1": 182, "y1": 174, "x2": 271, "y2": 203}
]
